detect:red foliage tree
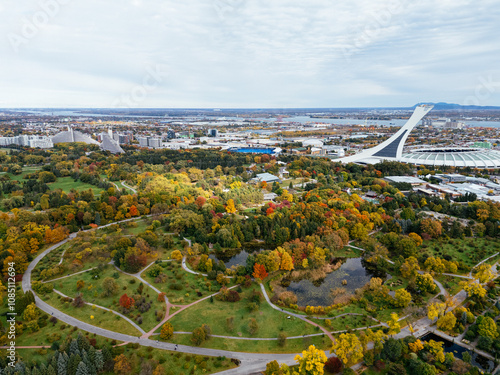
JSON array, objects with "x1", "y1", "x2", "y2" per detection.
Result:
[
  {"x1": 195, "y1": 196, "x2": 206, "y2": 209},
  {"x1": 252, "y1": 263, "x2": 268, "y2": 281},
  {"x1": 119, "y1": 294, "x2": 135, "y2": 309},
  {"x1": 324, "y1": 357, "x2": 343, "y2": 373},
  {"x1": 129, "y1": 205, "x2": 139, "y2": 217}
]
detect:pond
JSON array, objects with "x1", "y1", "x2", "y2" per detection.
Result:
[
  {"x1": 209, "y1": 249, "x2": 252, "y2": 268},
  {"x1": 420, "y1": 333, "x2": 494, "y2": 372},
  {"x1": 285, "y1": 258, "x2": 383, "y2": 307}
]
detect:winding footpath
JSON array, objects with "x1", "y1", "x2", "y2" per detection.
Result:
[{"x1": 22, "y1": 226, "x2": 325, "y2": 375}]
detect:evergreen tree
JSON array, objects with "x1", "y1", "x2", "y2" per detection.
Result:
[
  {"x1": 95, "y1": 212, "x2": 101, "y2": 225},
  {"x1": 47, "y1": 366, "x2": 56, "y2": 375},
  {"x1": 75, "y1": 363, "x2": 88, "y2": 375},
  {"x1": 94, "y1": 351, "x2": 104, "y2": 373},
  {"x1": 58, "y1": 354, "x2": 68, "y2": 375},
  {"x1": 69, "y1": 340, "x2": 79, "y2": 356},
  {"x1": 67, "y1": 354, "x2": 81, "y2": 375}
]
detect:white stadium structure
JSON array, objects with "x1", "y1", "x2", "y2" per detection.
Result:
[{"x1": 340, "y1": 105, "x2": 500, "y2": 169}]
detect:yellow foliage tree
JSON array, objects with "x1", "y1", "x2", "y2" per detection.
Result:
[
  {"x1": 226, "y1": 199, "x2": 237, "y2": 214},
  {"x1": 474, "y1": 264, "x2": 495, "y2": 283},
  {"x1": 294, "y1": 345, "x2": 328, "y2": 375},
  {"x1": 437, "y1": 311, "x2": 457, "y2": 331},
  {"x1": 160, "y1": 322, "x2": 174, "y2": 340},
  {"x1": 331, "y1": 333, "x2": 364, "y2": 366},
  {"x1": 280, "y1": 252, "x2": 294, "y2": 271},
  {"x1": 408, "y1": 339, "x2": 424, "y2": 353},
  {"x1": 427, "y1": 302, "x2": 446, "y2": 321},
  {"x1": 171, "y1": 250, "x2": 183, "y2": 261},
  {"x1": 426, "y1": 340, "x2": 445, "y2": 363},
  {"x1": 387, "y1": 313, "x2": 401, "y2": 335}
]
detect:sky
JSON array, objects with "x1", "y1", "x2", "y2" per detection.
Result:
[{"x1": 0, "y1": 0, "x2": 499, "y2": 108}]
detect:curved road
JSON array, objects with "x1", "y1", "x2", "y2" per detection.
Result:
[{"x1": 22, "y1": 228, "x2": 322, "y2": 374}]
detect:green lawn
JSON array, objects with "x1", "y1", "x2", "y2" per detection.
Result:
[
  {"x1": 421, "y1": 237, "x2": 500, "y2": 271},
  {"x1": 52, "y1": 265, "x2": 166, "y2": 332},
  {"x1": 168, "y1": 332, "x2": 331, "y2": 353},
  {"x1": 141, "y1": 261, "x2": 217, "y2": 305},
  {"x1": 166, "y1": 285, "x2": 318, "y2": 338},
  {"x1": 311, "y1": 315, "x2": 380, "y2": 331},
  {"x1": 42, "y1": 292, "x2": 141, "y2": 336},
  {"x1": 335, "y1": 246, "x2": 363, "y2": 258},
  {"x1": 48, "y1": 177, "x2": 105, "y2": 194},
  {"x1": 435, "y1": 275, "x2": 464, "y2": 296}
]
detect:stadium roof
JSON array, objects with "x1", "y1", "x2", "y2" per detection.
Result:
[{"x1": 400, "y1": 148, "x2": 500, "y2": 169}]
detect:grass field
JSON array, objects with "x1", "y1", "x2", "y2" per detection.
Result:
[
  {"x1": 435, "y1": 275, "x2": 465, "y2": 296},
  {"x1": 422, "y1": 237, "x2": 500, "y2": 270},
  {"x1": 166, "y1": 284, "x2": 318, "y2": 338},
  {"x1": 168, "y1": 332, "x2": 331, "y2": 353},
  {"x1": 141, "y1": 261, "x2": 217, "y2": 305},
  {"x1": 53, "y1": 265, "x2": 166, "y2": 332},
  {"x1": 311, "y1": 315, "x2": 380, "y2": 331},
  {"x1": 48, "y1": 177, "x2": 105, "y2": 194},
  {"x1": 42, "y1": 293, "x2": 141, "y2": 336}
]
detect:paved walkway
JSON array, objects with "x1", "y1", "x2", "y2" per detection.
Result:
[
  {"x1": 121, "y1": 181, "x2": 137, "y2": 194},
  {"x1": 52, "y1": 289, "x2": 146, "y2": 335},
  {"x1": 42, "y1": 267, "x2": 96, "y2": 283}
]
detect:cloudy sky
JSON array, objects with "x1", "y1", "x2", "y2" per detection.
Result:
[{"x1": 1, "y1": 0, "x2": 499, "y2": 108}]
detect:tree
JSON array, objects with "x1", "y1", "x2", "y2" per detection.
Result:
[
  {"x1": 114, "y1": 354, "x2": 132, "y2": 375},
  {"x1": 408, "y1": 339, "x2": 424, "y2": 353},
  {"x1": 425, "y1": 340, "x2": 445, "y2": 363},
  {"x1": 248, "y1": 318, "x2": 259, "y2": 335},
  {"x1": 400, "y1": 256, "x2": 420, "y2": 279},
  {"x1": 280, "y1": 252, "x2": 294, "y2": 271},
  {"x1": 119, "y1": 294, "x2": 135, "y2": 309},
  {"x1": 129, "y1": 205, "x2": 139, "y2": 217},
  {"x1": 394, "y1": 289, "x2": 412, "y2": 308},
  {"x1": 171, "y1": 250, "x2": 182, "y2": 261},
  {"x1": 427, "y1": 302, "x2": 446, "y2": 321},
  {"x1": 75, "y1": 362, "x2": 88, "y2": 375},
  {"x1": 382, "y1": 338, "x2": 403, "y2": 362},
  {"x1": 226, "y1": 199, "x2": 237, "y2": 214},
  {"x1": 102, "y1": 278, "x2": 118, "y2": 297},
  {"x1": 478, "y1": 316, "x2": 498, "y2": 339},
  {"x1": 160, "y1": 322, "x2": 174, "y2": 340},
  {"x1": 252, "y1": 263, "x2": 268, "y2": 281},
  {"x1": 462, "y1": 282, "x2": 486, "y2": 300},
  {"x1": 331, "y1": 333, "x2": 363, "y2": 366},
  {"x1": 324, "y1": 357, "x2": 343, "y2": 374},
  {"x1": 191, "y1": 327, "x2": 206, "y2": 346},
  {"x1": 294, "y1": 345, "x2": 328, "y2": 375},
  {"x1": 76, "y1": 280, "x2": 85, "y2": 290},
  {"x1": 415, "y1": 273, "x2": 436, "y2": 293},
  {"x1": 474, "y1": 264, "x2": 495, "y2": 283},
  {"x1": 22, "y1": 303, "x2": 40, "y2": 321},
  {"x1": 408, "y1": 232, "x2": 423, "y2": 247},
  {"x1": 437, "y1": 311, "x2": 457, "y2": 331},
  {"x1": 387, "y1": 313, "x2": 401, "y2": 335},
  {"x1": 421, "y1": 218, "x2": 442, "y2": 238}
]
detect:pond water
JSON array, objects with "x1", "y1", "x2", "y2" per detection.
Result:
[
  {"x1": 209, "y1": 250, "x2": 252, "y2": 268},
  {"x1": 285, "y1": 258, "x2": 382, "y2": 307},
  {"x1": 420, "y1": 333, "x2": 494, "y2": 372}
]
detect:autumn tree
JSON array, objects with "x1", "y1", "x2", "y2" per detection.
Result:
[
  {"x1": 400, "y1": 256, "x2": 420, "y2": 279},
  {"x1": 294, "y1": 345, "x2": 328, "y2": 375},
  {"x1": 426, "y1": 340, "x2": 445, "y2": 363},
  {"x1": 102, "y1": 278, "x2": 118, "y2": 297},
  {"x1": 427, "y1": 302, "x2": 446, "y2": 321},
  {"x1": 415, "y1": 273, "x2": 436, "y2": 293},
  {"x1": 171, "y1": 250, "x2": 183, "y2": 261},
  {"x1": 394, "y1": 289, "x2": 412, "y2": 308},
  {"x1": 332, "y1": 333, "x2": 363, "y2": 366},
  {"x1": 280, "y1": 252, "x2": 294, "y2": 271},
  {"x1": 478, "y1": 317, "x2": 498, "y2": 339},
  {"x1": 420, "y1": 218, "x2": 442, "y2": 238},
  {"x1": 437, "y1": 311, "x2": 457, "y2": 331},
  {"x1": 462, "y1": 282, "x2": 486, "y2": 300},
  {"x1": 474, "y1": 264, "x2": 495, "y2": 283},
  {"x1": 226, "y1": 199, "x2": 236, "y2": 214},
  {"x1": 160, "y1": 322, "x2": 174, "y2": 340},
  {"x1": 114, "y1": 354, "x2": 132, "y2": 375},
  {"x1": 119, "y1": 294, "x2": 135, "y2": 309},
  {"x1": 387, "y1": 313, "x2": 401, "y2": 335},
  {"x1": 253, "y1": 263, "x2": 268, "y2": 281}
]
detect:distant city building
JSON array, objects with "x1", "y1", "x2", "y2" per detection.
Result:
[
  {"x1": 167, "y1": 129, "x2": 176, "y2": 139},
  {"x1": 0, "y1": 135, "x2": 53, "y2": 149},
  {"x1": 138, "y1": 136, "x2": 161, "y2": 148},
  {"x1": 208, "y1": 129, "x2": 219, "y2": 137},
  {"x1": 100, "y1": 131, "x2": 125, "y2": 154},
  {"x1": 252, "y1": 173, "x2": 281, "y2": 184},
  {"x1": 52, "y1": 127, "x2": 99, "y2": 145}
]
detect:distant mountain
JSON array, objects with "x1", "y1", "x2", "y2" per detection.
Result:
[{"x1": 413, "y1": 102, "x2": 500, "y2": 110}]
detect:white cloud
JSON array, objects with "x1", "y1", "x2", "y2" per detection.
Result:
[{"x1": 0, "y1": 0, "x2": 499, "y2": 107}]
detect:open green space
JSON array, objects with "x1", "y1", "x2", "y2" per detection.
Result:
[
  {"x1": 168, "y1": 332, "x2": 331, "y2": 353},
  {"x1": 335, "y1": 246, "x2": 363, "y2": 258},
  {"x1": 311, "y1": 315, "x2": 380, "y2": 331},
  {"x1": 435, "y1": 274, "x2": 465, "y2": 296},
  {"x1": 42, "y1": 293, "x2": 141, "y2": 336},
  {"x1": 52, "y1": 264, "x2": 166, "y2": 332},
  {"x1": 166, "y1": 284, "x2": 318, "y2": 338},
  {"x1": 422, "y1": 237, "x2": 500, "y2": 270},
  {"x1": 48, "y1": 176, "x2": 105, "y2": 194},
  {"x1": 141, "y1": 261, "x2": 218, "y2": 305}
]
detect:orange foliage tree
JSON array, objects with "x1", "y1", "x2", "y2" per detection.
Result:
[
  {"x1": 119, "y1": 294, "x2": 135, "y2": 309},
  {"x1": 252, "y1": 263, "x2": 268, "y2": 281}
]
